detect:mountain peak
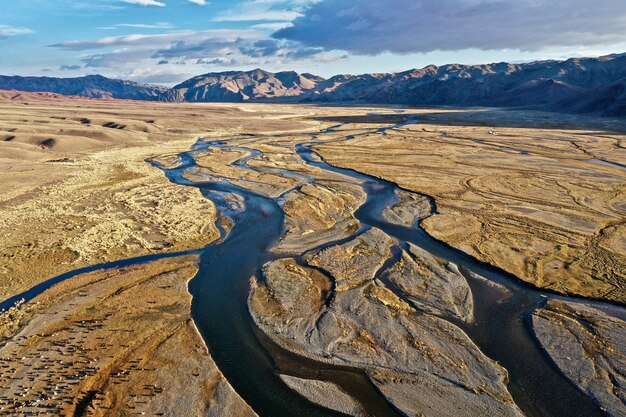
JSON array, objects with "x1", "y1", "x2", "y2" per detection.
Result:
[{"x1": 163, "y1": 68, "x2": 322, "y2": 103}]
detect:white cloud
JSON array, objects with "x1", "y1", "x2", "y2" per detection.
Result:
[
  {"x1": 99, "y1": 22, "x2": 175, "y2": 30},
  {"x1": 213, "y1": 0, "x2": 315, "y2": 22},
  {"x1": 118, "y1": 22, "x2": 174, "y2": 29},
  {"x1": 251, "y1": 22, "x2": 293, "y2": 31},
  {"x1": 275, "y1": 0, "x2": 626, "y2": 54},
  {"x1": 58, "y1": 25, "x2": 330, "y2": 78},
  {"x1": 50, "y1": 29, "x2": 260, "y2": 50},
  {"x1": 188, "y1": 0, "x2": 208, "y2": 4},
  {"x1": 0, "y1": 25, "x2": 33, "y2": 38},
  {"x1": 123, "y1": 67, "x2": 189, "y2": 84},
  {"x1": 122, "y1": 0, "x2": 166, "y2": 7},
  {"x1": 76, "y1": 34, "x2": 326, "y2": 69},
  {"x1": 59, "y1": 64, "x2": 81, "y2": 71},
  {"x1": 214, "y1": 9, "x2": 300, "y2": 22},
  {"x1": 42, "y1": 1, "x2": 339, "y2": 81},
  {"x1": 82, "y1": 49, "x2": 157, "y2": 68}
]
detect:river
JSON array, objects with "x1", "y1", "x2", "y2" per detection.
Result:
[{"x1": 2, "y1": 118, "x2": 618, "y2": 417}]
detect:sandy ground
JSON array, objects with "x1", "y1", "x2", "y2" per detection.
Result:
[
  {"x1": 314, "y1": 109, "x2": 626, "y2": 303},
  {"x1": 279, "y1": 375, "x2": 367, "y2": 417},
  {"x1": 532, "y1": 301, "x2": 626, "y2": 416},
  {"x1": 0, "y1": 92, "x2": 323, "y2": 301},
  {"x1": 0, "y1": 256, "x2": 256, "y2": 416}
]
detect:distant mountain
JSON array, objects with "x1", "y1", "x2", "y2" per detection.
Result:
[
  {"x1": 0, "y1": 74, "x2": 167, "y2": 101},
  {"x1": 305, "y1": 55, "x2": 626, "y2": 112},
  {"x1": 564, "y1": 78, "x2": 626, "y2": 116},
  {"x1": 3, "y1": 53, "x2": 626, "y2": 116},
  {"x1": 160, "y1": 69, "x2": 320, "y2": 102},
  {"x1": 160, "y1": 54, "x2": 626, "y2": 116}
]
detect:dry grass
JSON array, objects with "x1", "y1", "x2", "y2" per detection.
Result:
[
  {"x1": 0, "y1": 256, "x2": 256, "y2": 416},
  {"x1": 0, "y1": 92, "x2": 324, "y2": 300},
  {"x1": 315, "y1": 108, "x2": 626, "y2": 302}
]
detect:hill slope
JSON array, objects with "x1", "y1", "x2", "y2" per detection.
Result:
[
  {"x1": 0, "y1": 74, "x2": 167, "y2": 101},
  {"x1": 304, "y1": 54, "x2": 626, "y2": 115},
  {"x1": 161, "y1": 69, "x2": 320, "y2": 102}
]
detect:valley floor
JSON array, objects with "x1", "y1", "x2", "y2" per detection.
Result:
[{"x1": 0, "y1": 93, "x2": 624, "y2": 416}]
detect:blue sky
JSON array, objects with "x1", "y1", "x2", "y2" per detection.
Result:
[{"x1": 2, "y1": 0, "x2": 626, "y2": 85}]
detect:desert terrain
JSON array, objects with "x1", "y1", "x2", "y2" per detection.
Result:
[
  {"x1": 0, "y1": 92, "x2": 625, "y2": 416},
  {"x1": 315, "y1": 109, "x2": 626, "y2": 302},
  {"x1": 0, "y1": 91, "x2": 319, "y2": 300},
  {"x1": 0, "y1": 255, "x2": 256, "y2": 416}
]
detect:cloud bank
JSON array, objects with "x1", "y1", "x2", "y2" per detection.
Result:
[
  {"x1": 50, "y1": 29, "x2": 258, "y2": 51},
  {"x1": 49, "y1": 27, "x2": 334, "y2": 81},
  {"x1": 274, "y1": 0, "x2": 626, "y2": 54}
]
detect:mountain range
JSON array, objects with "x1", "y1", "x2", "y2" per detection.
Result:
[
  {"x1": 2, "y1": 54, "x2": 626, "y2": 116},
  {"x1": 0, "y1": 74, "x2": 166, "y2": 101}
]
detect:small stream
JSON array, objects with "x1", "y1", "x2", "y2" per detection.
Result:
[{"x1": 2, "y1": 118, "x2": 620, "y2": 417}]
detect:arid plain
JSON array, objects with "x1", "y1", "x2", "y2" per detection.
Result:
[{"x1": 0, "y1": 92, "x2": 625, "y2": 416}]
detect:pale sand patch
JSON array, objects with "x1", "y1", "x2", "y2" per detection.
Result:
[
  {"x1": 532, "y1": 301, "x2": 626, "y2": 417},
  {"x1": 280, "y1": 375, "x2": 367, "y2": 417}
]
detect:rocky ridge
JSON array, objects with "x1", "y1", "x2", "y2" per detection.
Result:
[{"x1": 4, "y1": 53, "x2": 626, "y2": 115}]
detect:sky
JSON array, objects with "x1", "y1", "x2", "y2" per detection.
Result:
[{"x1": 2, "y1": 0, "x2": 626, "y2": 85}]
